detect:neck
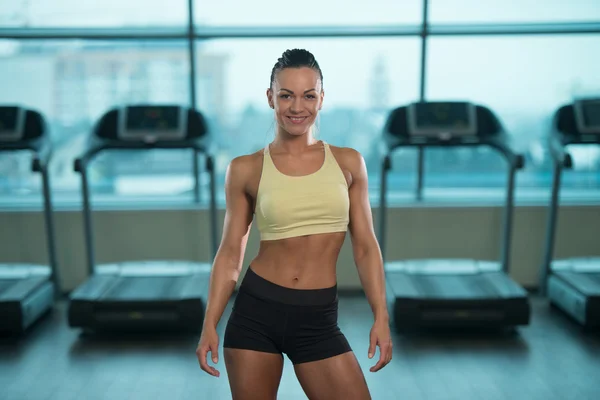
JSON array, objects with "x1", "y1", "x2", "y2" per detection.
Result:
[{"x1": 273, "y1": 127, "x2": 318, "y2": 155}]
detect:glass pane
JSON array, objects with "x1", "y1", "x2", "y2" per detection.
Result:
[
  {"x1": 430, "y1": 0, "x2": 600, "y2": 24},
  {"x1": 425, "y1": 35, "x2": 600, "y2": 201},
  {"x1": 195, "y1": 38, "x2": 421, "y2": 204},
  {"x1": 0, "y1": 0, "x2": 187, "y2": 27},
  {"x1": 0, "y1": 40, "x2": 193, "y2": 206},
  {"x1": 194, "y1": 0, "x2": 422, "y2": 26}
]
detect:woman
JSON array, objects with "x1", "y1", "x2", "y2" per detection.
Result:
[{"x1": 196, "y1": 48, "x2": 392, "y2": 400}]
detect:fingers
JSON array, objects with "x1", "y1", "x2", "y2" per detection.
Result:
[
  {"x1": 368, "y1": 336, "x2": 377, "y2": 359},
  {"x1": 369, "y1": 340, "x2": 393, "y2": 373},
  {"x1": 211, "y1": 342, "x2": 219, "y2": 364},
  {"x1": 196, "y1": 343, "x2": 220, "y2": 378}
]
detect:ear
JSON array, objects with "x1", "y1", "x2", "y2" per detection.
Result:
[
  {"x1": 318, "y1": 90, "x2": 325, "y2": 110},
  {"x1": 266, "y1": 88, "x2": 274, "y2": 109}
]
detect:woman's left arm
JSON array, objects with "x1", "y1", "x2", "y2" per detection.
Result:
[{"x1": 345, "y1": 148, "x2": 393, "y2": 372}]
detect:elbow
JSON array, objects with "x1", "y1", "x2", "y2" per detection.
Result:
[
  {"x1": 352, "y1": 238, "x2": 381, "y2": 264},
  {"x1": 353, "y1": 244, "x2": 373, "y2": 264},
  {"x1": 214, "y1": 244, "x2": 244, "y2": 276}
]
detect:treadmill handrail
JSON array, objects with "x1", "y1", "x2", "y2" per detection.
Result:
[
  {"x1": 73, "y1": 136, "x2": 211, "y2": 172},
  {"x1": 485, "y1": 136, "x2": 525, "y2": 170},
  {"x1": 0, "y1": 135, "x2": 61, "y2": 296},
  {"x1": 379, "y1": 131, "x2": 523, "y2": 275},
  {"x1": 383, "y1": 133, "x2": 524, "y2": 169},
  {"x1": 548, "y1": 131, "x2": 574, "y2": 169},
  {"x1": 539, "y1": 112, "x2": 580, "y2": 294},
  {"x1": 0, "y1": 136, "x2": 53, "y2": 173},
  {"x1": 72, "y1": 134, "x2": 219, "y2": 276},
  {"x1": 31, "y1": 137, "x2": 53, "y2": 173}
]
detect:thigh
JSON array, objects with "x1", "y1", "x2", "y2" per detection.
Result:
[
  {"x1": 224, "y1": 348, "x2": 284, "y2": 400},
  {"x1": 293, "y1": 351, "x2": 371, "y2": 400}
]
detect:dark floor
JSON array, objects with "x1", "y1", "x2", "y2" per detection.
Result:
[{"x1": 1, "y1": 295, "x2": 599, "y2": 400}]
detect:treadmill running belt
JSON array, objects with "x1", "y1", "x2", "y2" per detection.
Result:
[
  {"x1": 0, "y1": 280, "x2": 14, "y2": 295},
  {"x1": 555, "y1": 272, "x2": 600, "y2": 296},
  {"x1": 101, "y1": 276, "x2": 186, "y2": 301},
  {"x1": 590, "y1": 274, "x2": 600, "y2": 286},
  {"x1": 412, "y1": 274, "x2": 499, "y2": 299}
]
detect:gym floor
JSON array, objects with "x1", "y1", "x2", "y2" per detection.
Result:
[{"x1": 1, "y1": 294, "x2": 598, "y2": 400}]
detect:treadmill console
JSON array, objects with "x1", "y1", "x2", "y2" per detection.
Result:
[
  {"x1": 407, "y1": 101, "x2": 477, "y2": 140},
  {"x1": 574, "y1": 98, "x2": 600, "y2": 136},
  {"x1": 0, "y1": 106, "x2": 25, "y2": 142},
  {"x1": 118, "y1": 105, "x2": 188, "y2": 142}
]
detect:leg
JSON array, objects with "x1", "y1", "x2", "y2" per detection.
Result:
[
  {"x1": 293, "y1": 351, "x2": 371, "y2": 400},
  {"x1": 224, "y1": 348, "x2": 284, "y2": 400},
  {"x1": 222, "y1": 287, "x2": 287, "y2": 399}
]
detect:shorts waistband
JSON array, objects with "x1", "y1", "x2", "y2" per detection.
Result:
[{"x1": 239, "y1": 267, "x2": 338, "y2": 306}]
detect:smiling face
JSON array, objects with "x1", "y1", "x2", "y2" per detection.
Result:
[{"x1": 267, "y1": 67, "x2": 324, "y2": 138}]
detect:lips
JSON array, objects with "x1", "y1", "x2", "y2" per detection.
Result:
[{"x1": 287, "y1": 116, "x2": 308, "y2": 124}]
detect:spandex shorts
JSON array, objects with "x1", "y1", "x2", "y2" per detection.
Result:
[{"x1": 223, "y1": 267, "x2": 352, "y2": 365}]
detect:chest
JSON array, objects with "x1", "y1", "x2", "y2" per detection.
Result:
[{"x1": 247, "y1": 154, "x2": 352, "y2": 207}]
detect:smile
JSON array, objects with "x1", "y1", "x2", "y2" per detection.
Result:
[{"x1": 287, "y1": 116, "x2": 308, "y2": 124}]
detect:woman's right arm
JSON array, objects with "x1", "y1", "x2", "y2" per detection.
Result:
[
  {"x1": 203, "y1": 155, "x2": 254, "y2": 329},
  {"x1": 197, "y1": 155, "x2": 254, "y2": 377}
]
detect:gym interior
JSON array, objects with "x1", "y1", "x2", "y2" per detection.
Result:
[{"x1": 1, "y1": 1, "x2": 599, "y2": 399}]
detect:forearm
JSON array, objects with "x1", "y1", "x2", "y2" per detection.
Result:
[
  {"x1": 202, "y1": 250, "x2": 243, "y2": 329},
  {"x1": 354, "y1": 245, "x2": 389, "y2": 322}
]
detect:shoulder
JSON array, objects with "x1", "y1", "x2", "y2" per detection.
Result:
[
  {"x1": 229, "y1": 149, "x2": 262, "y2": 170},
  {"x1": 228, "y1": 147, "x2": 265, "y2": 171},
  {"x1": 226, "y1": 148, "x2": 264, "y2": 184},
  {"x1": 328, "y1": 144, "x2": 365, "y2": 173}
]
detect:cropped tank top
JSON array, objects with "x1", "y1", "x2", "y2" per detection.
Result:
[{"x1": 255, "y1": 141, "x2": 350, "y2": 241}]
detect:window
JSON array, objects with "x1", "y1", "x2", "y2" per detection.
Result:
[
  {"x1": 193, "y1": 0, "x2": 423, "y2": 26},
  {"x1": 194, "y1": 38, "x2": 421, "y2": 204},
  {"x1": 0, "y1": 0, "x2": 188, "y2": 27},
  {"x1": 425, "y1": 35, "x2": 600, "y2": 202},
  {"x1": 429, "y1": 0, "x2": 600, "y2": 24},
  {"x1": 2, "y1": 2, "x2": 599, "y2": 209},
  {"x1": 0, "y1": 40, "x2": 194, "y2": 207}
]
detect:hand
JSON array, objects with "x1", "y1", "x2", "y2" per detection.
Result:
[
  {"x1": 368, "y1": 319, "x2": 393, "y2": 372},
  {"x1": 196, "y1": 326, "x2": 220, "y2": 377}
]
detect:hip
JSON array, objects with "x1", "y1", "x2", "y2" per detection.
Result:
[{"x1": 229, "y1": 267, "x2": 340, "y2": 333}]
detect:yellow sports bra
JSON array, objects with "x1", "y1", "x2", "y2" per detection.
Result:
[{"x1": 255, "y1": 141, "x2": 350, "y2": 241}]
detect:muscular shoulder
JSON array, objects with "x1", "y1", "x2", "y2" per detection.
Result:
[
  {"x1": 328, "y1": 145, "x2": 365, "y2": 174},
  {"x1": 229, "y1": 150, "x2": 261, "y2": 173},
  {"x1": 227, "y1": 149, "x2": 264, "y2": 190}
]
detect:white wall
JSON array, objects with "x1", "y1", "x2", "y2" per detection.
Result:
[{"x1": 1, "y1": 205, "x2": 599, "y2": 292}]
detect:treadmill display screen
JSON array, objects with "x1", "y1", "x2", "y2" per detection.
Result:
[
  {"x1": 118, "y1": 105, "x2": 187, "y2": 141},
  {"x1": 574, "y1": 98, "x2": 600, "y2": 134},
  {"x1": 0, "y1": 106, "x2": 24, "y2": 141},
  {"x1": 408, "y1": 102, "x2": 477, "y2": 137}
]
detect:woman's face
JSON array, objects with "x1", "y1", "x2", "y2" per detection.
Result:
[{"x1": 267, "y1": 67, "x2": 324, "y2": 137}]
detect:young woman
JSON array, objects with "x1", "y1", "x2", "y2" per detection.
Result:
[{"x1": 196, "y1": 48, "x2": 392, "y2": 400}]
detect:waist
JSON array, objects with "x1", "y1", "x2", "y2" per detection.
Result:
[{"x1": 239, "y1": 267, "x2": 338, "y2": 306}]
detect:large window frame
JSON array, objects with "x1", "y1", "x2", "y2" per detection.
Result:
[{"x1": 1, "y1": 0, "x2": 599, "y2": 210}]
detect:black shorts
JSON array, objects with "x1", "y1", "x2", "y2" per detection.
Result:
[{"x1": 223, "y1": 267, "x2": 352, "y2": 365}]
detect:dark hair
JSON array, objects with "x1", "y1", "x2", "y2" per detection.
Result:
[{"x1": 270, "y1": 49, "x2": 323, "y2": 89}]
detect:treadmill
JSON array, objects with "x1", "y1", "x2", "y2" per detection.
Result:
[
  {"x1": 539, "y1": 97, "x2": 600, "y2": 328},
  {"x1": 67, "y1": 105, "x2": 218, "y2": 333},
  {"x1": 0, "y1": 105, "x2": 60, "y2": 335},
  {"x1": 378, "y1": 101, "x2": 531, "y2": 332}
]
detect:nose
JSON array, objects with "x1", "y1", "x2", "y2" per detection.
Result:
[{"x1": 290, "y1": 97, "x2": 303, "y2": 113}]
